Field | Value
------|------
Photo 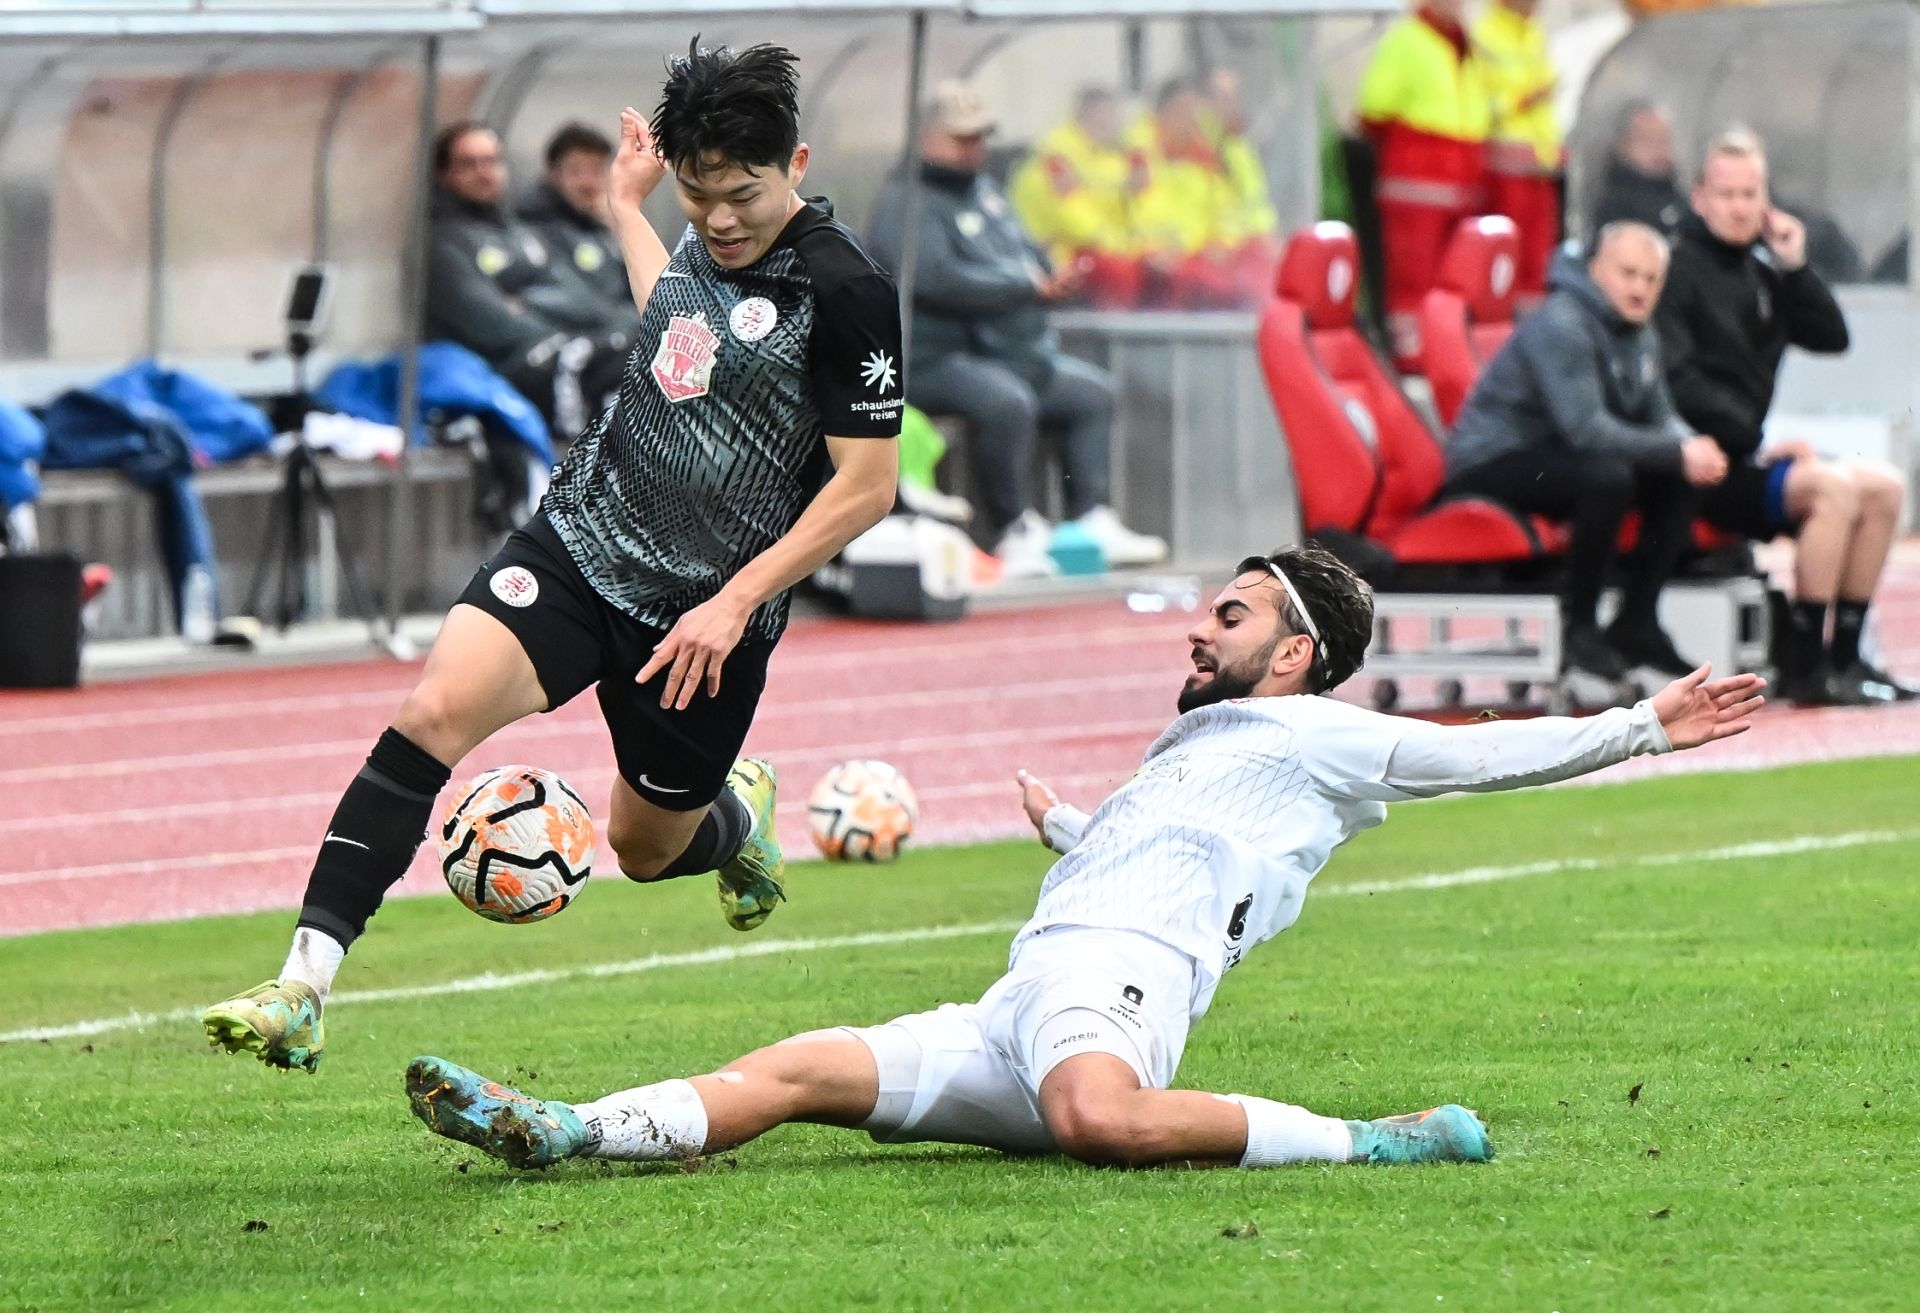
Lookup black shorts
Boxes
[1700,457,1800,541]
[456,514,772,811]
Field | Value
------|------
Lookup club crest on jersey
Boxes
[490,565,539,607]
[729,296,778,343]
[652,314,720,403]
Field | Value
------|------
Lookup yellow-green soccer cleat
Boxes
[717,757,785,932]
[202,979,325,1073]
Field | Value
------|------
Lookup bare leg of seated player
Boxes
[1776,457,1913,701]
[404,1030,1488,1172]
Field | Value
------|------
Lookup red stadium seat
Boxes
[1421,216,1520,430]
[1256,222,1557,571]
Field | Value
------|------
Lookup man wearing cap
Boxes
[868,81,1167,579]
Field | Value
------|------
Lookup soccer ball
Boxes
[807,759,919,862]
[438,765,595,923]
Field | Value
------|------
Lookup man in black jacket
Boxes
[1588,102,1686,240]
[1658,129,1912,705]
[517,123,642,335]
[427,122,629,438]
[866,82,1166,579]
[1446,223,1727,689]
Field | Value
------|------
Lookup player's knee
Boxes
[1048,1096,1152,1167]
[1807,465,1860,519]
[392,684,479,761]
[1855,466,1904,520]
[608,822,676,882]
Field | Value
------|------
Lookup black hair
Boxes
[544,121,615,169]
[652,38,801,176]
[433,120,495,174]
[1234,543,1374,694]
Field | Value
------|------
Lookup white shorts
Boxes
[843,927,1197,1155]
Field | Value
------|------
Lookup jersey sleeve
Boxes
[1306,699,1672,802]
[809,269,905,438]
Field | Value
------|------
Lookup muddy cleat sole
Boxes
[202,979,325,1073]
[405,1056,589,1170]
[1347,1104,1493,1165]
[717,757,785,932]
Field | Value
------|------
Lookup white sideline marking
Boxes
[4,826,1912,1045]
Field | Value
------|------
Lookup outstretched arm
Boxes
[1362,668,1765,801]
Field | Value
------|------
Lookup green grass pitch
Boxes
[4,756,1916,1312]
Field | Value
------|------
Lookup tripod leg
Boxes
[300,455,391,644]
[243,467,295,622]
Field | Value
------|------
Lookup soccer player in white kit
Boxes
[406,545,1765,1171]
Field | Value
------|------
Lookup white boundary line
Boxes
[5,825,1911,1046]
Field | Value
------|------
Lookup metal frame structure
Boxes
[0,0,1396,637]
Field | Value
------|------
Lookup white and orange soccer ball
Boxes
[807,759,919,863]
[438,765,595,923]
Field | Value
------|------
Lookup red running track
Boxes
[3,571,1918,939]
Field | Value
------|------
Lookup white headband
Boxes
[1265,561,1326,674]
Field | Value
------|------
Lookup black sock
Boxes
[651,788,752,881]
[1784,599,1829,679]
[296,728,452,947]
[1830,599,1870,669]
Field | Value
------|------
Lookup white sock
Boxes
[574,1079,710,1161]
[1224,1094,1355,1166]
[279,928,347,1002]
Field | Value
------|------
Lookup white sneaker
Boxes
[1075,506,1168,568]
[896,481,974,526]
[993,510,1059,579]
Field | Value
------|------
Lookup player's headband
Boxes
[1264,560,1329,684]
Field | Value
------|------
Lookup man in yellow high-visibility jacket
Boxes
[1357,0,1490,367]
[1010,88,1145,309]
[1474,0,1562,299]
[1126,78,1277,308]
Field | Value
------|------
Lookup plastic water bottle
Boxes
[181,565,218,645]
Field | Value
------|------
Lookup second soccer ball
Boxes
[807,760,919,863]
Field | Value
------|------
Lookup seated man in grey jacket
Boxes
[516,122,643,339]
[1445,222,1728,684]
[867,82,1165,578]
[427,122,630,439]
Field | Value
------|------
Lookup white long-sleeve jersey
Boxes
[1014,694,1673,1018]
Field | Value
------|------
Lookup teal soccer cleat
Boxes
[1347,1104,1494,1165]
[716,757,785,931]
[406,1056,589,1170]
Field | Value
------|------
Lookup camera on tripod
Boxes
[241,263,412,657]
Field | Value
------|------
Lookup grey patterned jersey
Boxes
[541,200,903,639]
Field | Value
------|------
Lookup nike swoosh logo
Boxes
[323,832,370,850]
[638,774,692,794]
[658,270,693,279]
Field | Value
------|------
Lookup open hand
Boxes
[1650,665,1766,751]
[610,106,668,212]
[1016,769,1061,840]
[636,593,751,710]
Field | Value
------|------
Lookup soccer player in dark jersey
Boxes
[204,41,903,1073]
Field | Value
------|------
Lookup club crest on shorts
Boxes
[490,565,539,608]
[729,296,778,343]
[652,314,720,403]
